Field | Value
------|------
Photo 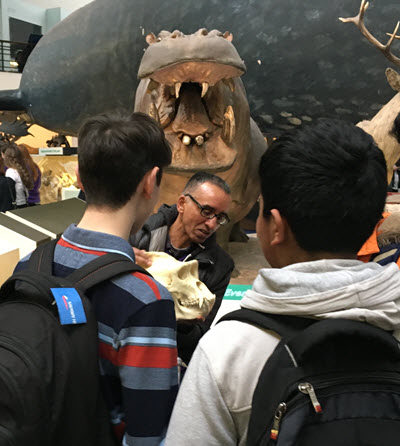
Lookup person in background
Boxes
[131,171,235,365]
[1,142,33,208]
[0,155,16,211]
[18,144,41,205]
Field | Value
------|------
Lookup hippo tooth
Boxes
[146,79,160,93]
[222,105,235,143]
[175,82,182,98]
[195,135,204,146]
[201,82,209,98]
[182,135,191,145]
[223,78,235,92]
[149,103,159,122]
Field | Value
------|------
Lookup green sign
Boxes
[223,284,252,300]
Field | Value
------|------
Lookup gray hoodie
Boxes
[165,260,400,446]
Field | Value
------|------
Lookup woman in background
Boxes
[1,143,33,208]
[0,155,16,212]
[18,144,41,205]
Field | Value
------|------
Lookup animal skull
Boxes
[145,251,215,320]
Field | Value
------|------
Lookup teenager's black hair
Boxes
[259,119,387,254]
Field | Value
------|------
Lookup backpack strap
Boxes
[27,238,151,292]
[27,239,59,274]
[218,308,315,338]
[3,239,67,298]
[1,269,68,300]
[66,252,151,293]
[286,318,400,365]
[1,241,152,318]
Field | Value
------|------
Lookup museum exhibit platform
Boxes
[0,212,50,258]
[0,239,20,286]
[6,198,86,239]
[0,198,86,284]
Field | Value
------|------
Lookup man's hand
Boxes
[133,248,152,268]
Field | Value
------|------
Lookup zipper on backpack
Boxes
[270,402,287,440]
[266,373,400,443]
[298,382,322,413]
[269,383,321,442]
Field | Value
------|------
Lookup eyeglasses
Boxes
[185,194,230,226]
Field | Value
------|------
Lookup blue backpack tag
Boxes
[51,288,87,325]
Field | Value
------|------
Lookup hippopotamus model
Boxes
[134,29,267,231]
[0,0,400,138]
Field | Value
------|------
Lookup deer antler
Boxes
[339,0,400,67]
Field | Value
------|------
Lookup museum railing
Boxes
[0,40,31,73]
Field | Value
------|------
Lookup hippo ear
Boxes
[146,33,157,45]
[224,31,233,42]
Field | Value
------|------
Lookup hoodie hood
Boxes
[241,259,400,332]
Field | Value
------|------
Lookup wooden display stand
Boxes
[0,240,20,286]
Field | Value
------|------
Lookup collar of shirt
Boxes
[61,224,135,261]
[164,234,194,262]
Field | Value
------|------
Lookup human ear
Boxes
[176,194,186,214]
[75,165,84,191]
[142,166,159,199]
[269,209,287,246]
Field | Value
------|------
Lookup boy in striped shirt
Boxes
[17,111,177,445]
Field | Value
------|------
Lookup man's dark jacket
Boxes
[130,204,235,363]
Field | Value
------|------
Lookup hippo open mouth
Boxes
[135,29,247,173]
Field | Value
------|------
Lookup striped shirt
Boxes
[16,224,178,445]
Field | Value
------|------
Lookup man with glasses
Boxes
[131,171,234,364]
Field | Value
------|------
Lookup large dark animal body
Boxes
[2,0,400,136]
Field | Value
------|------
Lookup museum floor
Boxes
[228,234,269,285]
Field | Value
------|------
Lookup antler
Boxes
[339,0,400,67]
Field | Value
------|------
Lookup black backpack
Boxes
[219,309,400,446]
[0,239,151,446]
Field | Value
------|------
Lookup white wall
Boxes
[2,0,45,40]
[0,71,21,90]
[0,0,93,40]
